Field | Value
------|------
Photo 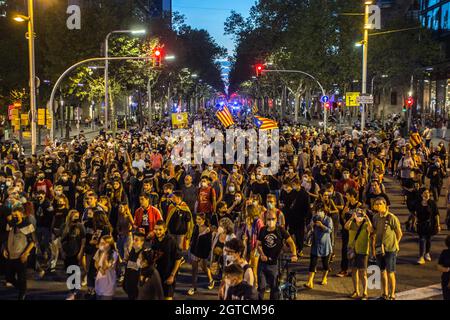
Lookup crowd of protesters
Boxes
[0,109,449,301]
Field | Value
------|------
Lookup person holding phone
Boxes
[344,208,373,300]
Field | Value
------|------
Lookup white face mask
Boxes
[267,202,275,210]
[217,226,224,234]
[235,197,242,202]
[267,220,276,228]
[5,181,12,187]
[232,168,238,173]
[201,182,208,188]
[55,191,63,196]
[343,174,350,179]
[229,186,235,193]
[256,175,262,180]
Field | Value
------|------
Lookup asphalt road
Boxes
[0,171,448,301]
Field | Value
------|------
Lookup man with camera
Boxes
[371,197,402,300]
[2,206,35,300]
[344,208,373,300]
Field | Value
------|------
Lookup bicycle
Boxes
[277,255,298,300]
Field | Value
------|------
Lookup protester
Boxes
[437,235,450,300]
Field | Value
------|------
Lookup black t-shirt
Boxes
[34,200,54,228]
[258,226,290,265]
[438,249,450,286]
[225,282,258,300]
[61,222,86,257]
[167,206,191,235]
[152,234,182,280]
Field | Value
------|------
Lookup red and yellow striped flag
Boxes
[409,131,422,148]
[254,116,278,130]
[216,106,234,128]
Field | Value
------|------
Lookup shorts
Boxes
[351,254,368,270]
[376,251,397,273]
[162,281,175,298]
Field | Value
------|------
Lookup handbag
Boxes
[347,221,365,260]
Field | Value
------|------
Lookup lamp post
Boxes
[14,0,37,155]
[360,0,372,132]
[104,29,145,131]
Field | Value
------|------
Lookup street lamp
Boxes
[13,0,37,155]
[104,29,146,131]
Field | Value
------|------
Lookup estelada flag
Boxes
[409,131,422,148]
[252,101,259,113]
[216,106,234,128]
[254,115,278,130]
[171,112,188,128]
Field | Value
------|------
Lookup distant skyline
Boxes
[172,0,255,55]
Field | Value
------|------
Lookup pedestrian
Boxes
[256,210,297,300]
[94,235,119,300]
[122,232,145,300]
[344,208,373,300]
[223,264,258,300]
[437,235,450,300]
[304,204,333,289]
[61,210,86,300]
[151,220,183,300]
[372,197,403,300]
[137,248,164,300]
[414,188,441,265]
[187,213,214,296]
[2,206,35,300]
[166,191,194,251]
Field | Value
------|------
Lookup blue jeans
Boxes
[257,262,280,300]
[419,235,431,257]
[117,234,131,259]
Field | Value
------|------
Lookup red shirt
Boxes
[197,187,216,214]
[134,206,162,237]
[150,153,163,170]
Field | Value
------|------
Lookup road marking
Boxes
[396,284,442,300]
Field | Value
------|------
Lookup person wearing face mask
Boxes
[344,208,373,300]
[165,191,194,251]
[256,211,297,300]
[94,235,119,300]
[250,173,270,205]
[181,175,197,214]
[336,170,359,197]
[122,232,145,300]
[187,213,214,296]
[226,165,243,191]
[304,205,333,289]
[159,183,175,221]
[56,172,76,208]
[32,171,53,201]
[262,194,286,228]
[49,195,69,272]
[371,197,402,300]
[210,171,223,204]
[426,157,446,202]
[2,206,35,300]
[223,183,237,208]
[211,201,233,229]
[223,263,258,300]
[196,177,217,221]
[61,210,86,300]
[413,189,441,265]
[33,190,55,278]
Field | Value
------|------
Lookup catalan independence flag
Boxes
[216,106,235,128]
[254,116,278,130]
[252,101,259,114]
[409,131,423,148]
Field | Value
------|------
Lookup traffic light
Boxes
[152,47,164,67]
[406,96,414,109]
[255,64,264,77]
[324,102,331,110]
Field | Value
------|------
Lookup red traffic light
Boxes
[154,49,161,57]
[324,102,331,109]
[406,96,414,108]
[255,64,264,77]
[152,47,164,67]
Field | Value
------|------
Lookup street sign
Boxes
[38,108,46,125]
[21,114,29,126]
[345,92,360,107]
[357,94,374,104]
[321,95,329,103]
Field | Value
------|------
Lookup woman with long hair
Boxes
[109,179,128,238]
[187,213,214,296]
[242,204,264,288]
[50,194,70,271]
[94,235,119,300]
[61,210,86,300]
[116,202,134,260]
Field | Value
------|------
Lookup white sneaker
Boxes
[65,293,76,300]
[5,282,13,288]
[424,253,432,261]
[417,257,425,265]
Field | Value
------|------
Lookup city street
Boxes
[0,173,448,300]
